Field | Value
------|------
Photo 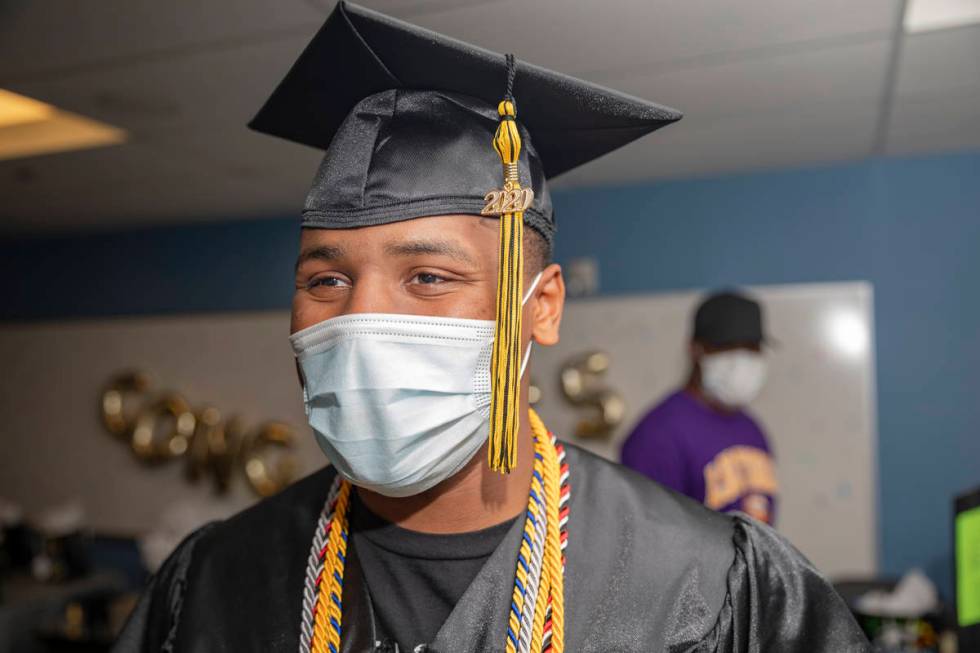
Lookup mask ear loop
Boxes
[519,271,544,379]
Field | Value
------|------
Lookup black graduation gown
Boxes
[113,444,871,652]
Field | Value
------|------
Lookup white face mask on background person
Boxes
[290,273,541,497]
[699,349,767,409]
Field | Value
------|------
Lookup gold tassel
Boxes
[487,75,528,473]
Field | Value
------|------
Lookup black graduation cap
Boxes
[249,0,681,244]
[251,0,681,474]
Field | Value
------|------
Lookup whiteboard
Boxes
[530,282,878,579]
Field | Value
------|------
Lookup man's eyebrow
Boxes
[383,238,475,264]
[295,245,346,271]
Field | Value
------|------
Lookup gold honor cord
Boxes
[304,410,567,653]
[485,54,534,474]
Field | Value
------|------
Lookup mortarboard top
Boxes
[249,1,682,243]
[250,1,681,176]
[252,0,682,474]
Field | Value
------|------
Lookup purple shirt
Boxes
[620,390,778,524]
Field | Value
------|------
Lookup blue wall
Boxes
[0,218,298,319]
[3,150,978,598]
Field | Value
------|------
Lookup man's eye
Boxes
[307,276,350,291]
[413,272,445,285]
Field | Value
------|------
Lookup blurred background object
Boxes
[1,1,979,651]
[557,351,626,439]
[953,485,980,652]
[99,370,298,497]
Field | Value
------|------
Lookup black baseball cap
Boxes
[692,291,768,346]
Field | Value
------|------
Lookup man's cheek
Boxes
[291,297,329,332]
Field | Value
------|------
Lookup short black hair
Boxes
[524,228,552,277]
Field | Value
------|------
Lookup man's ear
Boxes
[528,264,564,347]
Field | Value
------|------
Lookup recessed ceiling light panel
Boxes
[905,0,980,33]
[0,89,127,161]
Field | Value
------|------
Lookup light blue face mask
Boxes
[289,273,542,497]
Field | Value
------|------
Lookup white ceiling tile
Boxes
[0,140,190,195]
[610,39,891,122]
[389,0,900,77]
[0,160,306,234]
[140,122,324,186]
[0,1,324,80]
[0,124,317,233]
[6,37,310,134]
[553,95,880,186]
[885,85,980,155]
[893,23,980,97]
[885,22,980,156]
[341,0,500,18]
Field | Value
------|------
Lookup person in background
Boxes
[621,290,778,524]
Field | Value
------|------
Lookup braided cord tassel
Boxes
[531,410,566,653]
[528,440,553,653]
[541,441,570,653]
[312,479,351,653]
[506,472,532,653]
[517,457,548,652]
[299,478,342,653]
[508,445,548,653]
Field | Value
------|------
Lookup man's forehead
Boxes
[297,214,497,260]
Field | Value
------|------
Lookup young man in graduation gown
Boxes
[114,3,870,652]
